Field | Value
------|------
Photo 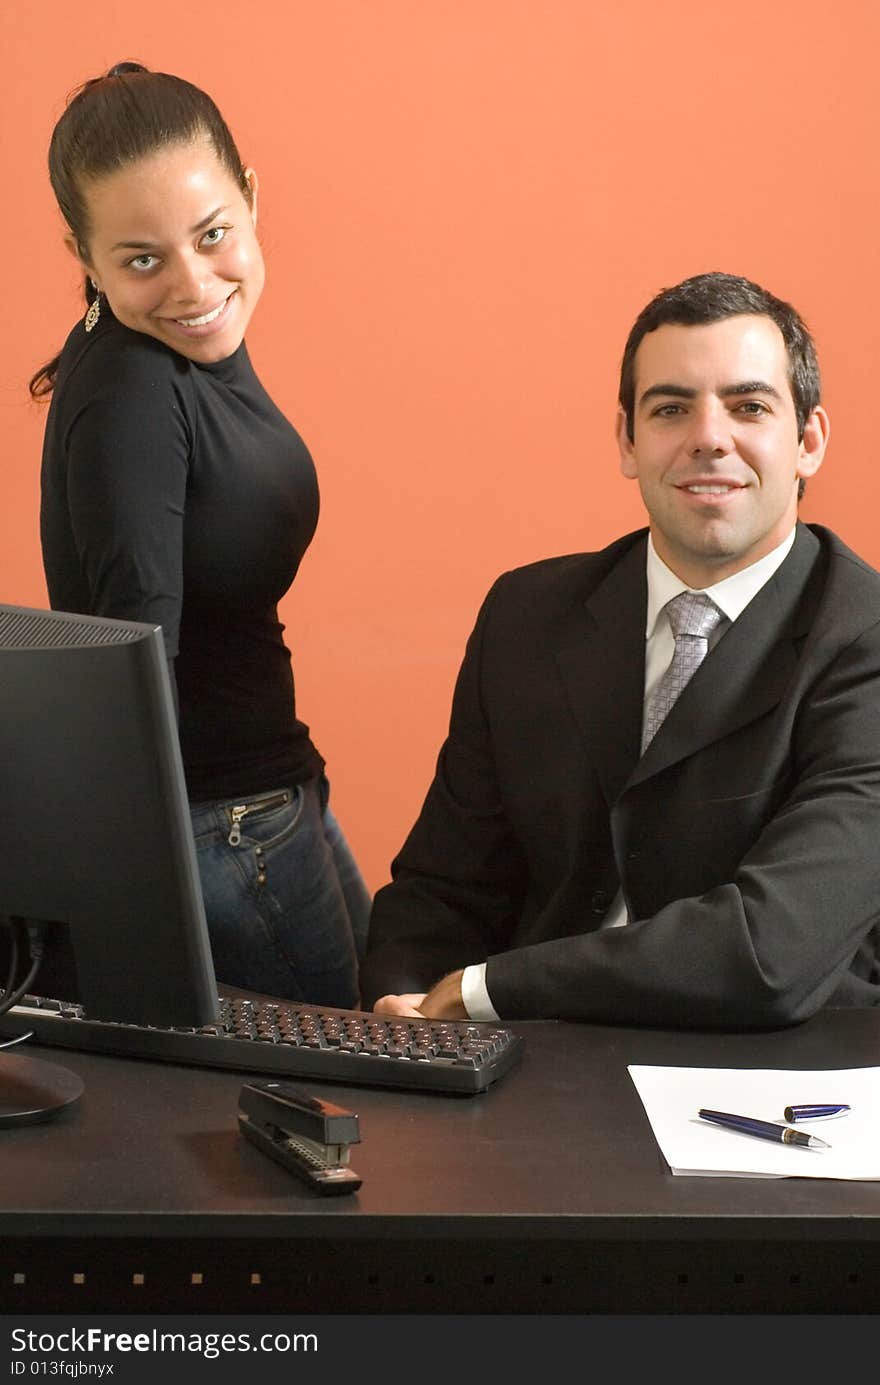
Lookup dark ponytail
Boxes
[29,61,251,399]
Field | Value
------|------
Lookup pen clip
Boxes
[783,1103,850,1122]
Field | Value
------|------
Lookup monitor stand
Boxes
[0,1051,84,1127]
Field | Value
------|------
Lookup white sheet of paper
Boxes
[628,1065,880,1179]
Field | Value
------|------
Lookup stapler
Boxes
[238,1079,362,1195]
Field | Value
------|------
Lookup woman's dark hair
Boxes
[30,61,250,398]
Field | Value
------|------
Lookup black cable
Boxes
[0,919,47,1020]
[2,917,21,1000]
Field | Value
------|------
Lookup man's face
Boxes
[617,315,829,587]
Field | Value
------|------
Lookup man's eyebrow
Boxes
[638,384,696,407]
[722,380,783,400]
[637,380,784,408]
[111,206,230,252]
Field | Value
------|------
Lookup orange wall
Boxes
[4,2,879,893]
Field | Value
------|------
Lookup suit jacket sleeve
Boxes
[360,576,531,1004]
[485,615,880,1026]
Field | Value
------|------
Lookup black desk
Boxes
[2,1010,880,1313]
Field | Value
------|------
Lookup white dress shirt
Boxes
[460,527,798,1021]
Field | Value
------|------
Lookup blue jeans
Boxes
[190,776,370,1007]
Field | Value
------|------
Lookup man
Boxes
[360,271,880,1027]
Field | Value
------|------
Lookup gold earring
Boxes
[84,287,101,333]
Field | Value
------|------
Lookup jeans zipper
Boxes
[227,791,291,846]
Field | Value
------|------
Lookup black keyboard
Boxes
[2,993,524,1095]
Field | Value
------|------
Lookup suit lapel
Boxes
[555,535,647,805]
[629,523,823,786]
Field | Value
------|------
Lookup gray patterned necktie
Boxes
[641,591,724,752]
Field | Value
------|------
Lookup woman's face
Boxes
[74,138,265,364]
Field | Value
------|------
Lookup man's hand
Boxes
[418,969,468,1019]
[370,970,469,1019]
[372,992,427,1017]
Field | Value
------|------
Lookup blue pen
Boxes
[698,1108,830,1149]
[783,1103,850,1122]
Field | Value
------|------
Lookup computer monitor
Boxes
[0,603,219,1123]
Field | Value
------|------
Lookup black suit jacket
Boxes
[360,524,880,1026]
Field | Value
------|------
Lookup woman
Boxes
[32,61,370,1007]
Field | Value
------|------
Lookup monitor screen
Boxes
[0,603,218,1029]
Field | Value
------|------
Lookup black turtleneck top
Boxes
[40,309,324,801]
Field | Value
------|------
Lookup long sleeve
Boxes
[49,339,193,663]
[361,577,530,1003]
[485,618,880,1025]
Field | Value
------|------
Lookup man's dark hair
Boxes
[618,271,821,445]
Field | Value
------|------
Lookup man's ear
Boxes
[243,167,259,228]
[797,405,830,482]
[617,408,638,479]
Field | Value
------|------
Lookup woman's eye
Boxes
[128,254,158,272]
[200,226,227,247]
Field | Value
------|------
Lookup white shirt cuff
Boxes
[461,963,500,1021]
